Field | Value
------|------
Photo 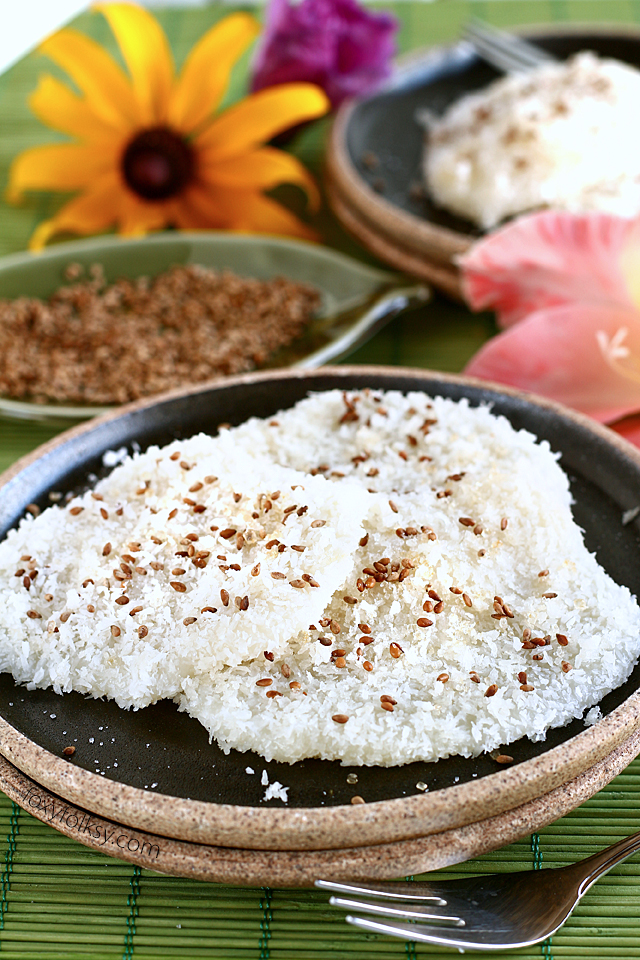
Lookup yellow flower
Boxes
[8,3,329,250]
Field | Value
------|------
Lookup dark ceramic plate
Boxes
[346,27,640,235]
[1,367,640,824]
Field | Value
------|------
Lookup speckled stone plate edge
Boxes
[1,729,638,886]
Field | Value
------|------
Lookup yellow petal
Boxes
[117,193,171,236]
[95,2,174,126]
[28,172,124,250]
[195,84,330,162]
[40,27,137,128]
[168,12,260,134]
[29,74,126,141]
[184,184,317,240]
[200,146,320,212]
[7,143,120,202]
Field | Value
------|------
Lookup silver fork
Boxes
[316,829,640,951]
[463,19,557,73]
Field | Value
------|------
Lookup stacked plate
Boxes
[325,26,640,297]
[1,367,640,885]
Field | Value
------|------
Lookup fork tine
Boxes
[463,20,556,72]
[314,879,446,904]
[329,896,464,925]
[345,915,511,951]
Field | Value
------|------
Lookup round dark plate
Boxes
[326,26,640,291]
[1,367,640,850]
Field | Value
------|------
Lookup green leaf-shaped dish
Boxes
[0,231,429,424]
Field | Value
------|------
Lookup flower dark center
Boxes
[122,127,195,201]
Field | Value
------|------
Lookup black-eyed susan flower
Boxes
[8,3,329,250]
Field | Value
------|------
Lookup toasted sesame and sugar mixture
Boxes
[0,434,367,708]
[0,263,320,405]
[2,389,640,765]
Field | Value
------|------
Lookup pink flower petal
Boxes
[464,302,640,423]
[608,413,640,449]
[460,210,640,329]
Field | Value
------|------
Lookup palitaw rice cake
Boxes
[1,389,639,766]
[423,52,640,229]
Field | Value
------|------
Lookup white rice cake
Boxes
[423,52,640,228]
[0,435,367,708]
[180,391,640,764]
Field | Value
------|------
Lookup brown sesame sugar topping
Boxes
[332,714,349,723]
[485,684,498,697]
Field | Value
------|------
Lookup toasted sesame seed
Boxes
[290,579,306,589]
[256,678,272,687]
[520,684,535,691]
[115,596,129,605]
[280,663,291,679]
[170,581,187,593]
[289,681,301,690]
[62,745,76,757]
[459,517,475,527]
[500,517,508,531]
[150,562,164,571]
[437,673,449,682]
[359,534,369,547]
[330,620,341,635]
[363,660,373,672]
[291,545,305,552]
[543,592,558,599]
[201,606,217,614]
[318,636,332,646]
[538,569,549,577]
[183,617,197,625]
[343,596,357,605]
[129,605,143,616]
[523,628,532,641]
[557,634,569,646]
[485,684,498,697]
[450,587,462,595]
[389,642,403,658]
[463,594,472,607]
[561,661,572,673]
[532,653,544,661]
[137,625,148,639]
[358,623,371,634]
[266,690,282,699]
[380,701,394,712]
[388,500,398,513]
[171,567,186,576]
[416,618,433,628]
[168,509,178,520]
[220,528,236,539]
[311,520,326,528]
[469,672,481,683]
[494,755,513,764]
[26,610,41,619]
[518,672,527,684]
[60,612,71,623]
[478,549,486,557]
[433,601,444,614]
[69,506,83,516]
[220,589,230,606]
[332,714,349,723]
[334,657,347,668]
[189,482,203,493]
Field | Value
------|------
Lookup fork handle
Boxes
[574,830,640,895]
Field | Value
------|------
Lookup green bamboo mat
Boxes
[1,1,640,957]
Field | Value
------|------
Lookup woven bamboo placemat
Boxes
[0,1,640,957]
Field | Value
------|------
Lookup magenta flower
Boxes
[251,0,398,109]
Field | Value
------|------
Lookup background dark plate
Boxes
[1,369,640,808]
[347,29,640,235]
